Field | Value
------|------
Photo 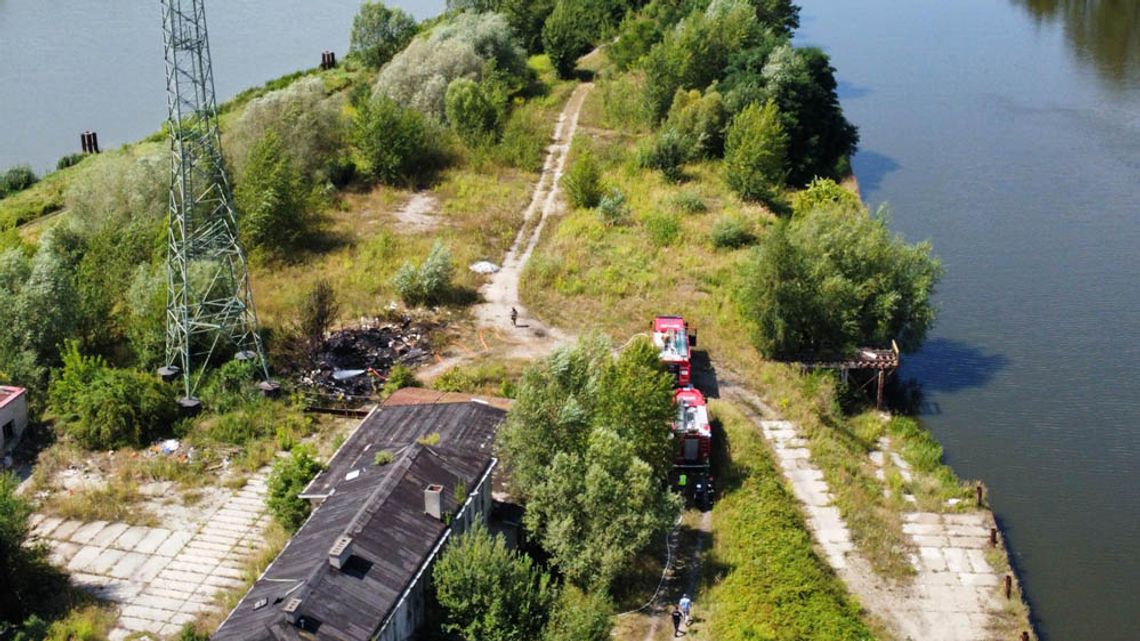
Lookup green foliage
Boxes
[739,206,943,358]
[497,0,557,53]
[542,0,595,78]
[417,431,441,446]
[665,87,728,158]
[642,211,681,246]
[349,1,418,68]
[750,0,800,35]
[599,72,654,132]
[392,241,456,306]
[542,586,613,641]
[0,165,38,199]
[235,130,311,255]
[55,154,86,172]
[125,264,167,369]
[596,188,630,226]
[381,364,421,398]
[561,140,603,209]
[724,100,787,203]
[710,216,755,249]
[707,403,873,641]
[353,95,439,185]
[637,129,691,182]
[373,450,395,466]
[671,191,707,214]
[299,279,340,358]
[199,358,261,413]
[267,447,324,532]
[446,78,504,145]
[608,13,662,71]
[790,177,864,217]
[47,343,177,450]
[433,523,555,641]
[494,104,549,171]
[0,473,70,627]
[433,362,506,394]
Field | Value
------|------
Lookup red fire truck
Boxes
[651,316,696,387]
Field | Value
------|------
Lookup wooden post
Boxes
[1004,574,1012,599]
[876,369,885,409]
[1021,632,1029,641]
[976,483,984,507]
[990,527,998,547]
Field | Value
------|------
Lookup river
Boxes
[797,1,1140,639]
[0,0,446,173]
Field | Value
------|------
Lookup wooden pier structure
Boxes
[794,340,900,408]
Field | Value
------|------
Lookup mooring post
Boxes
[1004,574,1012,599]
[976,483,984,507]
[90,131,100,153]
[80,131,89,153]
[1021,632,1030,641]
[990,527,998,547]
[876,369,885,409]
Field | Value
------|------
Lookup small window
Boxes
[1,421,13,441]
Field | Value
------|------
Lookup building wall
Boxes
[0,389,28,453]
[374,461,496,641]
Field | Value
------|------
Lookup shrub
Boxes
[445,78,503,145]
[607,13,660,71]
[724,100,787,203]
[710,216,754,249]
[353,95,439,185]
[739,206,942,358]
[671,191,707,214]
[790,177,864,216]
[599,71,653,133]
[637,129,691,183]
[392,241,455,306]
[234,130,310,254]
[1,472,71,626]
[494,105,548,171]
[373,450,394,466]
[643,211,681,247]
[542,0,595,78]
[542,586,613,641]
[596,188,630,227]
[299,280,340,358]
[381,364,421,398]
[664,87,728,158]
[56,153,86,172]
[199,358,261,413]
[267,447,324,531]
[0,165,38,198]
[561,141,602,209]
[226,76,346,185]
[48,343,177,450]
[495,0,557,53]
[349,1,417,68]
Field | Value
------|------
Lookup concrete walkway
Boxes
[31,472,271,640]
[726,386,1006,641]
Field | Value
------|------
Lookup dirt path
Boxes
[720,380,1007,641]
[420,83,592,379]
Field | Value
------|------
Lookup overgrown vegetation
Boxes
[267,447,324,532]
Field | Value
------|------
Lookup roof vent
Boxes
[283,597,303,625]
[424,484,444,520]
[328,535,353,569]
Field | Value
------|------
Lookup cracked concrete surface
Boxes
[30,472,271,640]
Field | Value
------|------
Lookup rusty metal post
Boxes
[1004,574,1012,599]
[990,527,998,547]
[80,132,88,153]
[90,131,99,153]
[1021,632,1029,641]
[976,483,984,507]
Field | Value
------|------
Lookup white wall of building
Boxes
[0,388,28,453]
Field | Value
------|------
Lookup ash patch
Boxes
[302,318,437,399]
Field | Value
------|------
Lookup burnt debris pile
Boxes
[300,317,436,399]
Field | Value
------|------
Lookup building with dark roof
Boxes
[213,389,509,641]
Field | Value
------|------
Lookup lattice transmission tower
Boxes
[160,0,268,406]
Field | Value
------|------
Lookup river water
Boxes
[0,0,445,173]
[797,1,1140,639]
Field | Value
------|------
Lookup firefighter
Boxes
[510,306,518,327]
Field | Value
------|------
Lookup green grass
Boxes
[703,400,877,641]
[41,481,159,527]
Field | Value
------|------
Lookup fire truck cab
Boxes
[652,316,696,387]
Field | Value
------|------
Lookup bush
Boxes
[381,364,421,398]
[0,165,38,199]
[739,206,942,358]
[637,129,690,183]
[542,0,595,79]
[48,343,177,450]
[299,280,340,358]
[1,472,71,627]
[392,241,455,306]
[671,191,707,214]
[665,87,728,158]
[561,141,602,209]
[234,130,311,254]
[267,447,324,531]
[434,523,555,641]
[56,153,86,172]
[642,211,681,247]
[599,72,653,133]
[494,106,548,171]
[542,586,613,641]
[596,188,629,227]
[790,177,863,217]
[445,78,503,145]
[349,1,417,68]
[724,100,787,204]
[710,217,754,249]
[353,95,440,185]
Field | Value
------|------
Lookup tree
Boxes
[752,0,800,35]
[543,586,613,641]
[561,140,603,209]
[524,426,680,591]
[724,100,787,204]
[591,337,675,479]
[0,473,69,627]
[446,78,502,145]
[739,206,942,358]
[299,280,339,358]
[0,165,38,198]
[349,1,417,68]
[498,0,556,53]
[433,523,555,641]
[542,0,595,79]
[267,447,324,531]
[235,130,309,254]
[664,87,728,158]
[353,95,436,185]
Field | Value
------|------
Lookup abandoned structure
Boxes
[213,388,510,641]
[0,386,28,454]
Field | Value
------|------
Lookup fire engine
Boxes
[653,315,713,505]
[651,316,696,387]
